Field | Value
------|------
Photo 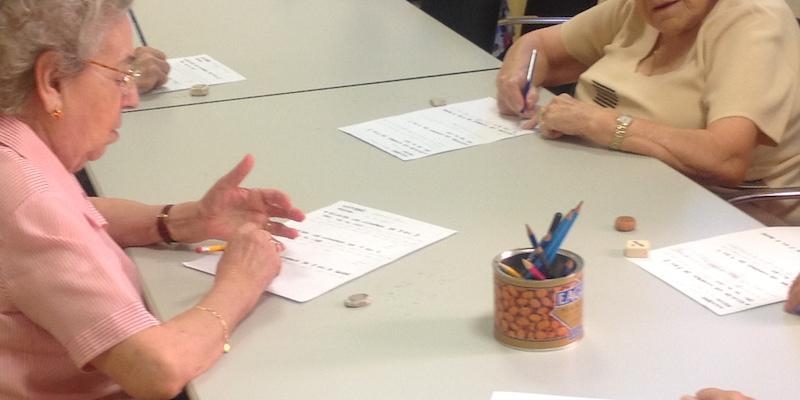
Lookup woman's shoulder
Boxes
[579,0,638,23]
[563,0,643,47]
[0,147,52,219]
[698,0,799,57]
[704,0,797,30]
[0,117,74,218]
[717,0,795,13]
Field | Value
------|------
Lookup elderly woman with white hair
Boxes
[0,1,304,398]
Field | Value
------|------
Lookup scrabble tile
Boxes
[625,239,650,258]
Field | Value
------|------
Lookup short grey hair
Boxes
[0,0,133,115]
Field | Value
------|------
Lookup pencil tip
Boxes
[521,258,533,268]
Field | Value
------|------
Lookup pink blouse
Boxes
[0,116,160,399]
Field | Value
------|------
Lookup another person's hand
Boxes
[537,93,615,142]
[496,42,539,125]
[681,388,754,400]
[198,154,305,241]
[134,46,169,93]
[784,272,800,315]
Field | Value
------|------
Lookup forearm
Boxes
[89,197,162,246]
[555,105,756,186]
[497,26,588,117]
[92,283,263,399]
[513,26,587,87]
[90,198,209,247]
[614,117,757,186]
[90,222,281,397]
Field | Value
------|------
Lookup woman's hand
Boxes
[496,41,539,124]
[784,273,800,315]
[537,93,616,143]
[681,388,754,400]
[134,46,170,94]
[198,154,305,241]
[495,25,588,130]
[214,223,284,295]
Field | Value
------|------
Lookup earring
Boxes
[50,108,63,119]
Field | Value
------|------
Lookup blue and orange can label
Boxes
[493,248,584,350]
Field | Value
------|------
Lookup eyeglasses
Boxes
[85,59,141,93]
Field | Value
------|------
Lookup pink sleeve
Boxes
[3,191,159,368]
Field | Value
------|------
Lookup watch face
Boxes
[617,115,633,125]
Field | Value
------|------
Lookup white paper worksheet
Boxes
[150,54,246,93]
[491,392,612,400]
[339,97,534,160]
[184,201,456,302]
[630,227,800,315]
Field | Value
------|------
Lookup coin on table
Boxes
[344,293,371,308]
[429,97,447,107]
[190,83,209,96]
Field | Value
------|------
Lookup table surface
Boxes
[130,0,501,111]
[88,70,799,400]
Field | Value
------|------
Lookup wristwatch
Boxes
[609,114,633,151]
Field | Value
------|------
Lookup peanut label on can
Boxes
[494,273,584,349]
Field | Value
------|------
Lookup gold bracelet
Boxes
[609,114,633,151]
[195,306,231,353]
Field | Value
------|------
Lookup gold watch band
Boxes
[609,114,632,151]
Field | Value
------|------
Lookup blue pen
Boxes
[547,212,562,237]
[531,245,552,279]
[545,206,578,264]
[525,224,538,248]
[525,230,551,279]
[520,49,538,113]
[536,212,560,255]
[129,9,148,46]
[545,201,583,265]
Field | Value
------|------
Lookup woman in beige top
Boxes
[496,0,800,226]
[498,2,798,398]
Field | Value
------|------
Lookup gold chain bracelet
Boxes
[195,306,231,353]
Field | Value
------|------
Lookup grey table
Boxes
[129,0,501,110]
[89,71,798,400]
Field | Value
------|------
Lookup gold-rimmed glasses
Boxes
[85,59,141,93]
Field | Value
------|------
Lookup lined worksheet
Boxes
[630,227,800,315]
[150,54,246,93]
[339,97,534,160]
[184,201,456,302]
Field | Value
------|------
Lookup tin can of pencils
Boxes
[493,248,584,351]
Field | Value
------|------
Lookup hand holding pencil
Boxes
[520,49,538,114]
[213,223,285,296]
[495,45,541,128]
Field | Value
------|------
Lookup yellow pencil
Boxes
[195,244,226,253]
[499,262,523,278]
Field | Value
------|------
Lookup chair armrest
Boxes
[497,16,571,26]
[721,187,800,204]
